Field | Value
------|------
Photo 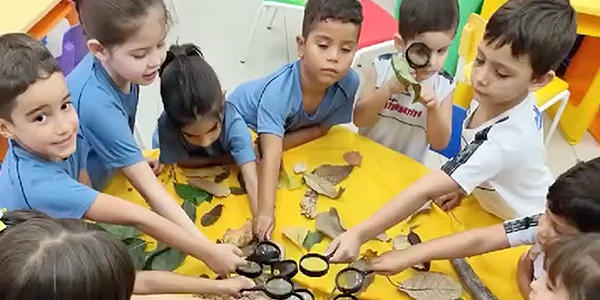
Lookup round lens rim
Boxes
[405,42,431,69]
[335,267,365,294]
[263,276,295,299]
[299,253,330,277]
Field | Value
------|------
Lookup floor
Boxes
[46,0,599,177]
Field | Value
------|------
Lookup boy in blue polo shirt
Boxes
[227,0,363,239]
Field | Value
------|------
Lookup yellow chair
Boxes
[455,13,571,145]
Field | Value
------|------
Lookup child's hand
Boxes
[383,76,406,95]
[216,276,256,296]
[146,158,164,175]
[205,244,246,276]
[416,86,437,109]
[433,190,462,211]
[370,249,415,275]
[253,214,274,240]
[325,230,362,263]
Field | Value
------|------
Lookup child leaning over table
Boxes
[151,43,259,215]
[355,0,459,163]
[326,0,577,262]
[369,157,600,298]
[227,0,362,240]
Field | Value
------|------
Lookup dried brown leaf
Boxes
[182,166,227,178]
[315,207,346,239]
[201,204,224,227]
[393,235,412,250]
[398,272,462,300]
[303,173,345,199]
[294,162,307,174]
[372,232,391,242]
[343,151,363,167]
[282,227,309,250]
[300,189,318,219]
[188,177,231,198]
[360,249,379,264]
[313,164,353,185]
[214,167,231,183]
[220,221,253,247]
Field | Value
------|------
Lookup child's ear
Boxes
[393,33,404,52]
[529,70,555,92]
[87,39,109,62]
[0,119,15,140]
[296,35,306,59]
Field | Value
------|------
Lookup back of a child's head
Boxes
[302,0,363,38]
[484,0,577,77]
[0,33,60,121]
[159,43,222,129]
[75,0,170,48]
[0,209,135,300]
[398,0,459,40]
[547,157,600,233]
[543,234,600,300]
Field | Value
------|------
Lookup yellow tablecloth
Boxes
[0,0,59,34]
[104,126,528,300]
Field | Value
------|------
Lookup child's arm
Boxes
[423,89,453,150]
[134,271,255,296]
[353,66,406,127]
[239,161,259,215]
[282,125,330,150]
[371,224,509,275]
[85,193,246,276]
[517,250,534,298]
[254,133,283,239]
[327,169,459,262]
[176,155,234,169]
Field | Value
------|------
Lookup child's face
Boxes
[529,275,569,300]
[537,208,579,249]
[397,30,454,82]
[297,20,360,87]
[0,72,78,161]
[94,6,168,86]
[471,40,552,107]
[181,116,222,148]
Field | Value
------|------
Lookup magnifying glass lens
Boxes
[336,269,363,292]
[237,260,262,278]
[265,277,294,297]
[255,242,281,264]
[300,256,328,272]
[406,43,430,68]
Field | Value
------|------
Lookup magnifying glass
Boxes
[335,267,375,294]
[405,42,431,69]
[293,289,315,300]
[332,295,359,300]
[299,252,334,277]
[240,276,295,299]
[272,259,298,279]
[249,241,282,265]
[235,260,263,278]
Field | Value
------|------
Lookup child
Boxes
[67,0,245,273]
[0,33,245,276]
[152,43,259,215]
[354,0,459,163]
[227,0,363,239]
[530,234,600,300]
[327,0,577,262]
[368,157,600,297]
[0,209,255,300]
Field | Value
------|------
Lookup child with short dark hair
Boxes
[355,0,459,163]
[530,234,600,300]
[368,156,600,298]
[328,0,577,263]
[153,43,258,214]
[0,209,254,300]
[227,0,363,239]
[0,33,245,277]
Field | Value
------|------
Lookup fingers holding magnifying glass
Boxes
[325,231,361,263]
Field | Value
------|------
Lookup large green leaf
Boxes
[181,199,197,222]
[123,237,148,270]
[174,183,212,205]
[303,231,324,251]
[98,223,141,240]
[144,244,186,271]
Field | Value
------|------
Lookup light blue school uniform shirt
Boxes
[226,60,359,137]
[153,102,256,165]
[0,137,98,219]
[67,54,144,190]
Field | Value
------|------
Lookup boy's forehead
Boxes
[308,19,360,43]
[407,31,454,50]
[13,73,69,112]
[479,40,533,72]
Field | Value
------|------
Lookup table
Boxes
[105,127,528,300]
[0,0,77,38]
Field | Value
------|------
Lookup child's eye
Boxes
[342,48,352,53]
[132,53,146,59]
[438,48,448,54]
[34,114,47,123]
[61,102,72,110]
[318,44,328,50]
[474,57,484,66]
[157,41,166,49]
[496,71,509,78]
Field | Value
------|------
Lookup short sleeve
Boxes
[441,126,504,194]
[256,87,290,137]
[23,168,98,219]
[156,114,190,164]
[79,88,144,169]
[504,214,541,247]
[223,102,256,165]
[323,70,359,127]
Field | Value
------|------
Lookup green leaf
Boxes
[123,237,148,270]
[143,243,186,271]
[391,54,422,102]
[303,231,324,251]
[173,183,212,205]
[98,223,141,240]
[201,204,224,227]
[181,199,197,222]
[230,186,246,195]
[278,167,301,190]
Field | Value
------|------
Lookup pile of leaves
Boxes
[181,166,247,197]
